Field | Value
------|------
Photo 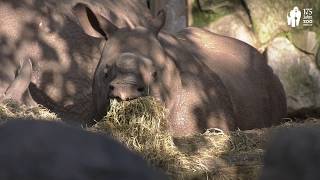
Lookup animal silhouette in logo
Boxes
[287,6,301,27]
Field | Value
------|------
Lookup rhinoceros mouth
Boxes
[108,93,148,102]
[107,82,147,101]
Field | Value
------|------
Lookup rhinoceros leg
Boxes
[2,58,36,106]
[21,87,37,107]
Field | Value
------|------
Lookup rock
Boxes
[196,0,233,13]
[195,0,258,48]
[266,37,320,113]
[291,31,319,55]
[317,47,320,68]
[149,0,187,33]
[245,0,288,44]
[244,0,315,44]
[205,13,258,48]
[163,0,187,33]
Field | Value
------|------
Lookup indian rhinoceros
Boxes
[72,3,287,136]
[0,119,168,180]
[0,0,152,123]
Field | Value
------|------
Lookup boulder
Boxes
[291,31,319,55]
[245,0,288,44]
[163,0,187,33]
[149,0,187,33]
[192,0,258,48]
[266,37,320,113]
[317,47,320,68]
[205,13,258,48]
[244,0,315,44]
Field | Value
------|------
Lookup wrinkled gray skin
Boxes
[0,120,168,180]
[260,127,320,180]
[74,4,287,136]
[0,0,152,123]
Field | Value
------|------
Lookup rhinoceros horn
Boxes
[149,10,166,35]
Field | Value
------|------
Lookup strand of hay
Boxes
[0,99,59,122]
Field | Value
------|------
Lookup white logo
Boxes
[287,6,313,27]
[287,6,301,27]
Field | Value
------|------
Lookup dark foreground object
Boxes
[261,127,320,180]
[0,120,167,180]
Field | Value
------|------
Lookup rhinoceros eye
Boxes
[152,71,157,80]
[103,67,109,79]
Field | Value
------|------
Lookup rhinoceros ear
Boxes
[4,58,33,102]
[150,10,166,35]
[72,3,118,39]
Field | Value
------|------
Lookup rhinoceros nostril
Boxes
[137,87,145,92]
[109,85,115,91]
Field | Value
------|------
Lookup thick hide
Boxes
[73,4,287,136]
[0,0,152,123]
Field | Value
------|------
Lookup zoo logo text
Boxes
[287,6,312,27]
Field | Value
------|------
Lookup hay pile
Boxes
[92,97,197,179]
[93,97,320,180]
[0,99,59,122]
[3,97,320,179]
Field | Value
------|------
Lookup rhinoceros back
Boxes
[173,27,286,130]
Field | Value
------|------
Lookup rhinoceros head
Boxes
[73,3,174,120]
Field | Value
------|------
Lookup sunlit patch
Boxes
[90,97,320,179]
[2,97,319,179]
[0,99,59,122]
[91,96,261,179]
